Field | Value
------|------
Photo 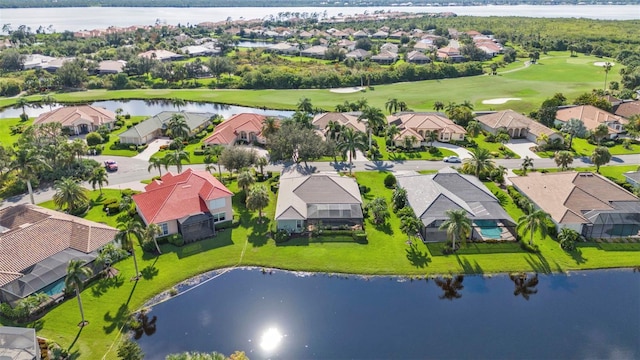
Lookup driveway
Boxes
[435,142,472,159]
[505,139,541,159]
[133,138,171,161]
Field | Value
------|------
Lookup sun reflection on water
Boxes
[260,327,283,352]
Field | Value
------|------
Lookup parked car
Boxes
[104,160,118,172]
[443,156,461,163]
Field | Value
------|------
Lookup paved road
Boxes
[1,153,638,209]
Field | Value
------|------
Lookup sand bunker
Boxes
[482,98,522,105]
[594,62,615,67]
[330,87,365,94]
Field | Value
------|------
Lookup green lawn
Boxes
[471,133,520,159]
[0,53,619,116]
[373,136,457,161]
[101,116,148,157]
[537,137,640,158]
[0,117,33,147]
[2,170,638,359]
[514,165,638,184]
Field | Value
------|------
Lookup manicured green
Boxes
[0,53,620,116]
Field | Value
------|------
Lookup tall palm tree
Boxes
[439,209,472,251]
[466,120,482,138]
[204,145,224,180]
[521,156,534,175]
[403,135,418,150]
[65,259,93,326]
[591,146,611,173]
[603,61,612,91]
[462,147,495,179]
[116,217,145,280]
[517,203,551,246]
[358,106,386,137]
[237,169,255,193]
[554,150,574,171]
[167,113,191,140]
[69,138,88,161]
[592,124,609,146]
[385,124,401,146]
[41,94,57,111]
[385,98,399,114]
[14,95,30,121]
[510,273,539,300]
[53,177,89,213]
[163,149,190,174]
[296,97,313,114]
[434,275,464,300]
[246,184,270,221]
[147,157,165,177]
[325,120,343,142]
[337,127,368,174]
[425,130,438,147]
[10,147,51,204]
[261,116,279,138]
[171,97,186,111]
[255,156,268,176]
[89,167,109,195]
[143,223,163,255]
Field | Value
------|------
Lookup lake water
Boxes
[0,5,636,33]
[136,268,640,359]
[0,100,294,119]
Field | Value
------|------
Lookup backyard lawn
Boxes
[537,137,640,158]
[100,116,148,157]
[0,117,33,147]
[2,170,638,359]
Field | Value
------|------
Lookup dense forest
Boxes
[2,0,639,7]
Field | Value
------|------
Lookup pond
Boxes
[0,100,294,119]
[136,269,639,359]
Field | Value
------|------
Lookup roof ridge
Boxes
[325,175,360,203]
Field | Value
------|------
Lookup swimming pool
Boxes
[39,278,66,297]
[474,220,502,239]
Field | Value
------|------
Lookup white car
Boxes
[443,156,461,163]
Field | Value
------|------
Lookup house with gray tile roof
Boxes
[119,111,214,145]
[396,168,515,242]
[624,171,640,189]
[275,167,363,233]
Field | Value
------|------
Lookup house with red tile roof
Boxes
[387,112,466,147]
[133,169,233,243]
[0,204,118,306]
[476,110,563,145]
[555,105,628,139]
[33,105,116,135]
[203,113,268,146]
[613,100,640,120]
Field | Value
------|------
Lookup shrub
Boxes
[129,145,137,151]
[102,198,118,206]
[193,149,205,156]
[124,114,131,119]
[352,230,367,243]
[85,132,103,146]
[520,241,540,253]
[215,219,236,230]
[383,174,396,188]
[159,145,169,151]
[0,80,21,97]
[273,229,290,243]
[104,203,121,215]
[167,233,184,247]
[141,239,157,253]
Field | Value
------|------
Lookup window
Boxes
[212,212,226,223]
[160,223,169,235]
[209,198,225,210]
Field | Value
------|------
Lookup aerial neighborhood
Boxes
[0,7,639,360]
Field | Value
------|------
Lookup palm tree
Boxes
[403,135,418,150]
[591,146,611,173]
[517,203,551,246]
[147,157,165,177]
[433,101,444,112]
[592,124,609,146]
[554,150,574,171]
[70,138,88,161]
[237,169,255,193]
[10,147,51,204]
[53,177,89,214]
[603,61,612,91]
[255,156,268,177]
[204,145,224,180]
[296,97,313,114]
[385,124,401,146]
[385,98,399,114]
[167,113,191,140]
[163,149,190,173]
[521,156,534,175]
[14,95,30,121]
[41,94,57,111]
[116,216,145,280]
[358,106,386,137]
[261,116,279,138]
[462,147,495,179]
[434,275,464,300]
[439,209,472,251]
[325,120,343,142]
[400,214,422,242]
[337,127,368,175]
[65,259,93,326]
[143,223,163,255]
[510,273,539,300]
[561,118,587,149]
[425,130,438,148]
[246,184,270,221]
[171,97,186,111]
[466,121,481,138]
[89,167,109,194]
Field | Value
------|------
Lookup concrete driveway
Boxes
[133,138,171,161]
[505,139,541,159]
[436,142,472,159]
